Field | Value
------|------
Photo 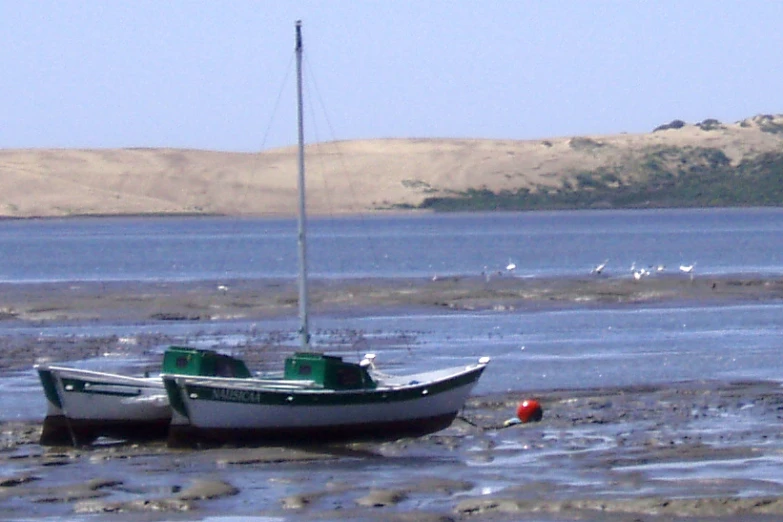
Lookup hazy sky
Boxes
[3,1,782,152]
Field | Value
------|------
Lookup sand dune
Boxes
[1,114,782,218]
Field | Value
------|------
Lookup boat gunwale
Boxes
[35,364,164,387]
[164,361,485,387]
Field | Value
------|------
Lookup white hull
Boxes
[36,364,170,445]
[164,362,486,446]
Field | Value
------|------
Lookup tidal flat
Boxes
[4,380,783,521]
[2,275,783,520]
[1,273,782,327]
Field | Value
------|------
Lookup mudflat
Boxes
[4,379,783,521]
[2,274,783,520]
[2,272,783,328]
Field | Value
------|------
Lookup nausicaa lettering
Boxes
[211,388,262,404]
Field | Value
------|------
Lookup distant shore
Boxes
[0,208,425,220]
[4,118,783,218]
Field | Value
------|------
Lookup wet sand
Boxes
[4,380,783,520]
[2,272,783,326]
[3,274,783,520]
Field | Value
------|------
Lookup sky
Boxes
[2,1,783,152]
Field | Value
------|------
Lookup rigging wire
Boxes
[300,52,385,277]
[258,52,296,153]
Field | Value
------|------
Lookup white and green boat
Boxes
[161,21,489,447]
[35,346,252,446]
[164,351,488,446]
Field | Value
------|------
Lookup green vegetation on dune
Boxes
[412,149,783,212]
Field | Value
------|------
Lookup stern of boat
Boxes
[35,365,64,415]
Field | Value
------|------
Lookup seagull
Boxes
[591,259,609,275]
[629,262,650,281]
[679,263,695,274]
[506,260,517,272]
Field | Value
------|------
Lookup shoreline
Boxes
[2,206,782,221]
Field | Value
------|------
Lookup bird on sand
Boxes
[630,262,649,281]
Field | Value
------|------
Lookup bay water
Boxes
[1,207,782,283]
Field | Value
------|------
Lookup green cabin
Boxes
[162,346,252,378]
[284,352,376,390]
[162,347,376,391]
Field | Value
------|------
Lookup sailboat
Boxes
[161,21,489,447]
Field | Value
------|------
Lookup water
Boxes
[3,209,783,520]
[1,208,783,282]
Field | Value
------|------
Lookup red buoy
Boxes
[516,399,543,423]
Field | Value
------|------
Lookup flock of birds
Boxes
[591,259,696,280]
[446,258,697,282]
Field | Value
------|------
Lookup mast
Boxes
[295,20,310,350]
